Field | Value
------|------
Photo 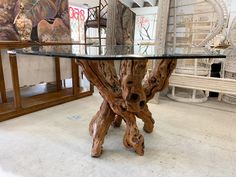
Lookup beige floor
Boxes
[0,92,236,177]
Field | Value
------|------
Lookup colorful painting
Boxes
[0,0,70,41]
[134,14,157,44]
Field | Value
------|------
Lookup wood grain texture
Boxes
[79,58,176,157]
[106,0,135,45]
[54,57,62,91]
[0,41,93,120]
[136,105,155,133]
[89,100,115,157]
[120,60,147,113]
[79,60,144,156]
[9,54,22,109]
[0,88,92,122]
[71,59,80,96]
[0,53,7,103]
[143,59,177,101]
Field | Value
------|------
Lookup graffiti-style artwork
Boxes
[0,0,70,41]
[69,5,87,42]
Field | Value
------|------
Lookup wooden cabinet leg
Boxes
[0,52,7,103]
[54,57,62,91]
[90,83,94,93]
[71,59,80,96]
[9,54,21,109]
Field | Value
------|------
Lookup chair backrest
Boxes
[86,0,108,22]
[100,0,108,19]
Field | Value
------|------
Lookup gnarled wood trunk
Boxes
[78,58,177,157]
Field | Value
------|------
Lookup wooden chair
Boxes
[84,0,108,46]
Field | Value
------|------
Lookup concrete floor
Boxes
[0,92,236,177]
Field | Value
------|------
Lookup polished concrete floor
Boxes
[0,92,236,177]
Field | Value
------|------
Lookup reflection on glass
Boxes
[15,44,224,60]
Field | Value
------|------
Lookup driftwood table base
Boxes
[78,59,177,157]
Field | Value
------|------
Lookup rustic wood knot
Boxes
[123,131,145,156]
[121,75,146,113]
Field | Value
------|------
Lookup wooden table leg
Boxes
[54,57,62,91]
[79,60,146,156]
[0,52,7,103]
[112,115,123,127]
[143,59,177,101]
[71,59,80,96]
[79,59,177,157]
[9,54,22,109]
[89,100,115,157]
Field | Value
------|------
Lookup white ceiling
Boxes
[68,0,158,8]
[120,0,158,7]
[68,0,99,8]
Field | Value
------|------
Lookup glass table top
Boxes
[12,44,226,60]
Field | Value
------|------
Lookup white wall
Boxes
[228,0,236,29]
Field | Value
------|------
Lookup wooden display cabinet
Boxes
[0,41,93,121]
